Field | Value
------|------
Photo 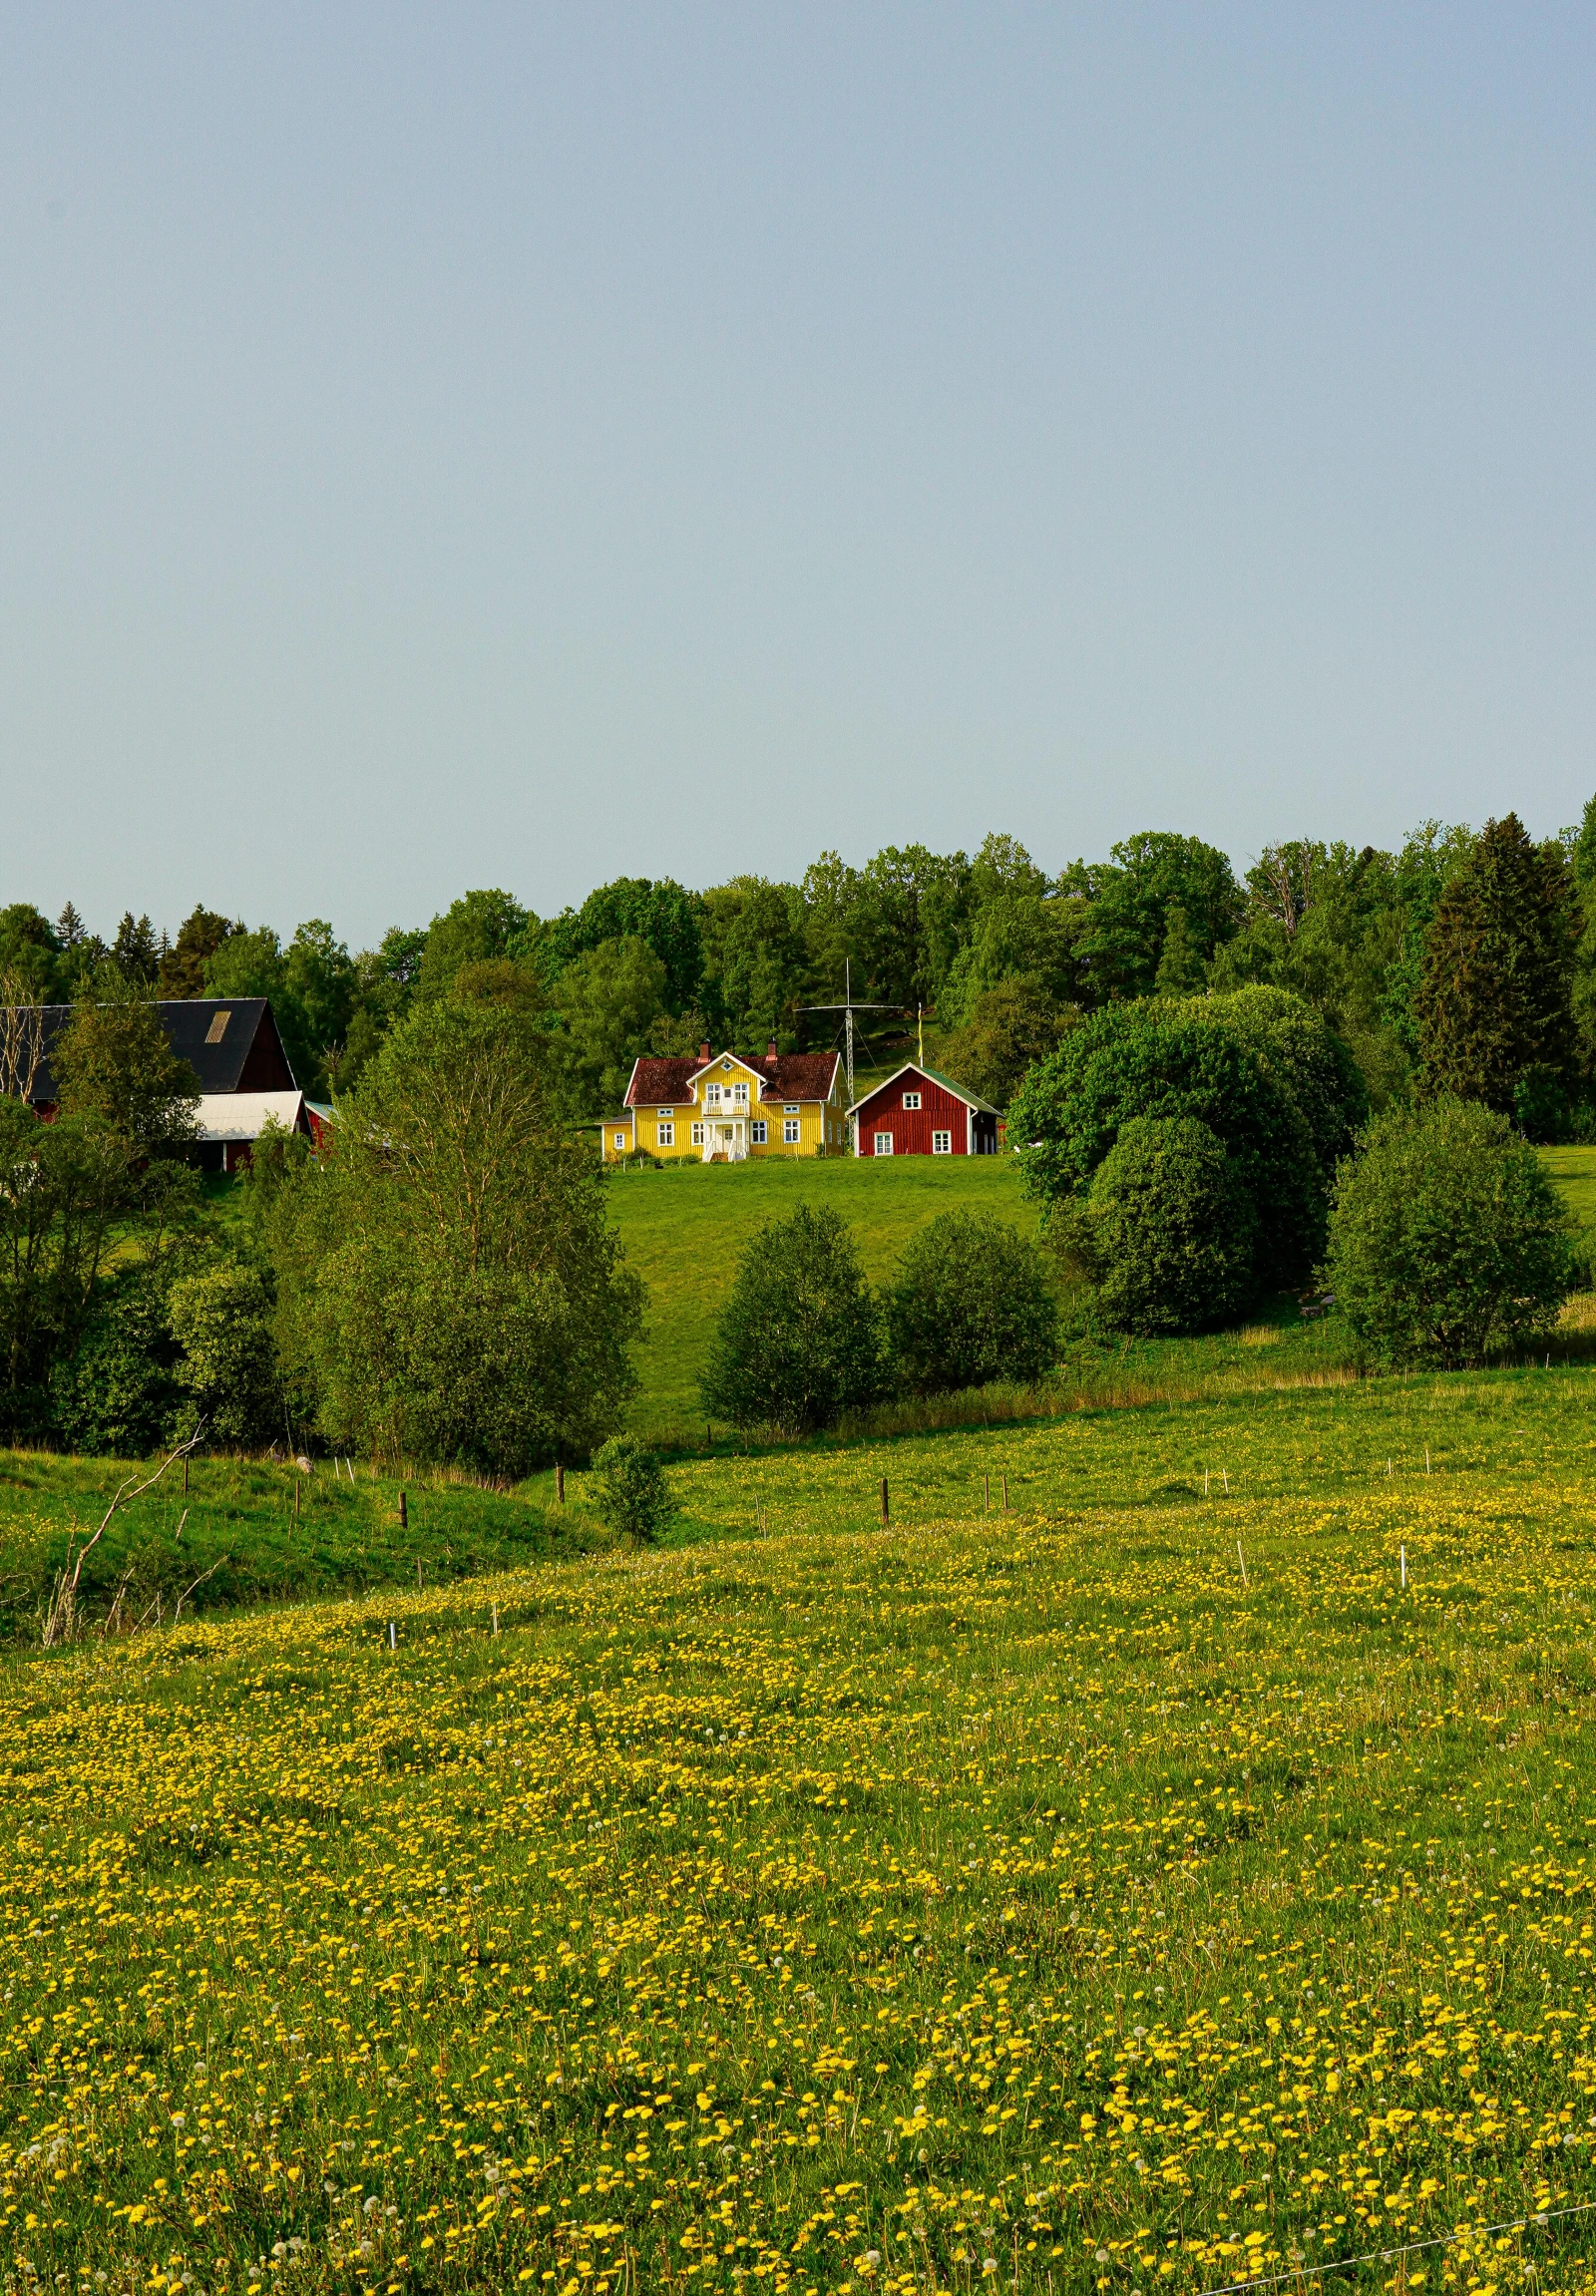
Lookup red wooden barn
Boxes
[846,1062,999,1157]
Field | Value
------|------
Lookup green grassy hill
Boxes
[0,1448,584,1644]
[606,1153,1037,1434]
[607,1143,1596,1437]
[1543,1142,1596,1229]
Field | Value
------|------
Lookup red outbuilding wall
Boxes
[853,1066,997,1156]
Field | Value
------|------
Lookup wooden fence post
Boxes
[556,1462,566,1505]
[880,1477,889,1530]
[399,1489,408,1530]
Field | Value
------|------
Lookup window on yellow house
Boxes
[783,1118,800,1144]
[751,1120,768,1144]
[691,1122,704,1145]
[657,1123,674,1147]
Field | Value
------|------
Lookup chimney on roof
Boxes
[766,1037,779,1065]
[699,1039,711,1063]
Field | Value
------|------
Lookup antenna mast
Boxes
[799,961,899,1154]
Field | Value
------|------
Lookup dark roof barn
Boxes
[4,998,296,1108]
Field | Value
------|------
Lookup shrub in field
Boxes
[1077,1115,1257,1336]
[265,997,641,1476]
[167,1258,282,1448]
[885,1210,1058,1393]
[1325,1096,1571,1366]
[588,1435,675,1545]
[699,1202,883,1434]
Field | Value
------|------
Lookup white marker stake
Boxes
[492,1603,499,1636]
[1222,1468,1229,1496]
[1237,1541,1248,1588]
[1400,1545,1406,1590]
[388,1622,396,1651]
[1425,1447,1431,1475]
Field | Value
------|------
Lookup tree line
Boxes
[0,982,639,1466]
[0,805,1588,1470]
[5,804,1593,1126]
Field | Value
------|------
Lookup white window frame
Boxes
[751,1119,768,1144]
[613,1131,627,1152]
[783,1118,801,1144]
[903,1091,922,1110]
[690,1122,705,1146]
[874,1131,894,1155]
[783,1103,799,1114]
[732,1080,748,1105]
[656,1122,674,1147]
[932,1129,952,1154]
[705,1083,722,1107]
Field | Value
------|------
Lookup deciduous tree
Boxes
[885,1210,1058,1393]
[267,996,640,1475]
[700,1203,883,1434]
[1325,1097,1571,1366]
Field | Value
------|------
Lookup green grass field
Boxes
[8,1359,1596,2291]
[8,1149,1596,2286]
[0,1450,583,1645]
[606,1146,1596,1441]
[1545,1148,1596,1235]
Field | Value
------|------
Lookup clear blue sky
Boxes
[4,3,1594,947]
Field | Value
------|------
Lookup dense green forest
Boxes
[6,807,1595,1126]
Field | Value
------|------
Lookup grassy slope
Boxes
[608,1144,1596,1439]
[606,1155,1038,1435]
[6,1366,1596,2290]
[1544,1144,1596,1231]
[1,1146,1588,1637]
[0,1450,586,1642]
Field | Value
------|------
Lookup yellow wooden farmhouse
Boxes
[599,1038,844,1162]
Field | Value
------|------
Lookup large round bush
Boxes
[1084,1116,1257,1336]
[885,1210,1058,1394]
[1325,1096,1571,1367]
[699,1202,883,1434]
[1007,1001,1318,1284]
[1168,984,1368,1180]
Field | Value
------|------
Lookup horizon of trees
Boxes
[6,806,1596,1124]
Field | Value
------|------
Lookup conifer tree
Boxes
[1415,813,1577,1127]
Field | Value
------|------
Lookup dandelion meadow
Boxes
[7,1414,1596,2295]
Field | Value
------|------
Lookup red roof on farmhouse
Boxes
[624,1051,839,1106]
